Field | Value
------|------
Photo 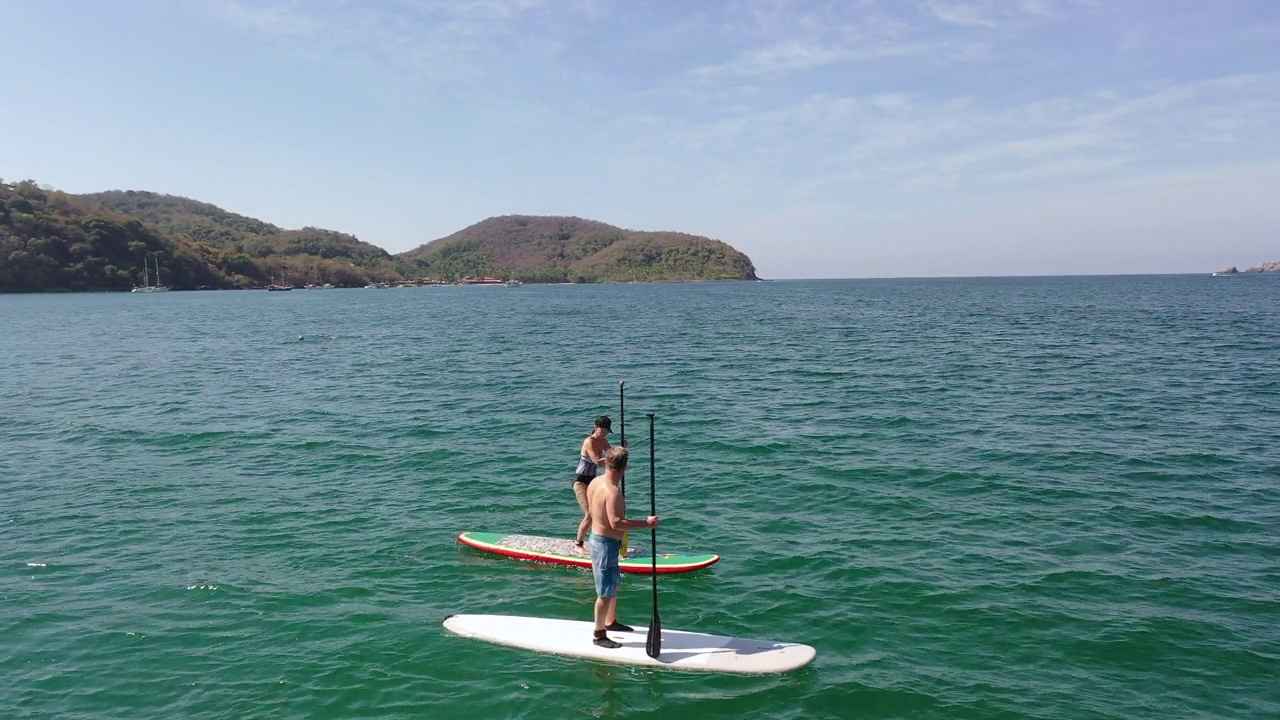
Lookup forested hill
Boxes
[2,181,759,291]
[397,215,758,283]
[0,182,407,291]
[1,181,256,291]
[82,191,397,268]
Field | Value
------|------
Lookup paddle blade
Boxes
[645,608,662,658]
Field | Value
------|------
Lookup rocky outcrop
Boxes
[1214,266,1239,275]
[1245,261,1280,273]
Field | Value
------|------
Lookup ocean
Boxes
[2,275,1277,719]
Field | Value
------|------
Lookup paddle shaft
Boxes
[645,412,662,658]
[619,381,629,556]
[618,381,625,496]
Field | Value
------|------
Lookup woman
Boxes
[572,415,613,551]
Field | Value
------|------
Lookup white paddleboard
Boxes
[443,614,815,674]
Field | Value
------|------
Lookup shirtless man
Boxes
[585,447,658,648]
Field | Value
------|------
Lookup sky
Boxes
[2,0,1278,278]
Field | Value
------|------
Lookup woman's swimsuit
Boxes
[574,453,597,484]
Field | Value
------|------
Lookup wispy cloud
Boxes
[600,68,1280,206]
[690,37,932,79]
[195,0,602,83]
[993,155,1132,181]
[203,0,325,38]
[1017,0,1061,19]
[194,0,1280,211]
[923,1,997,28]
[882,76,1278,189]
[681,5,940,80]
[921,0,1102,28]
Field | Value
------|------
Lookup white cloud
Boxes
[692,40,854,78]
[993,155,1132,181]
[205,0,325,37]
[923,1,997,28]
[598,67,1280,212]
[194,0,603,82]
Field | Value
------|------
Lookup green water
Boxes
[2,277,1277,719]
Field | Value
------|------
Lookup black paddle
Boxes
[618,380,626,496]
[645,412,661,659]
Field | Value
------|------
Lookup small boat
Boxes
[131,256,170,292]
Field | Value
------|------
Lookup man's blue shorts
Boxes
[587,533,622,598]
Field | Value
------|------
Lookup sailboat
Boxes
[131,256,170,293]
[267,270,294,291]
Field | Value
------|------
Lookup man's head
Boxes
[605,446,628,472]
[594,415,613,434]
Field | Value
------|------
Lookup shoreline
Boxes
[5,273,1280,294]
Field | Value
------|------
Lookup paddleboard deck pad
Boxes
[457,532,719,574]
[444,614,815,674]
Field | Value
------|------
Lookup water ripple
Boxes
[2,277,1279,719]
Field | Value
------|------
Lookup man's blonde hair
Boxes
[605,446,628,471]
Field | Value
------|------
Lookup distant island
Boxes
[400,215,757,284]
[0,179,758,292]
[1213,262,1280,275]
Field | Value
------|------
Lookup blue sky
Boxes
[2,1,1277,278]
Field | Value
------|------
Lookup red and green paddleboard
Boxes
[457,532,719,574]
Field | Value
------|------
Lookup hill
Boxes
[397,215,757,283]
[0,180,261,291]
[1,182,410,291]
[2,181,759,291]
[81,190,405,284]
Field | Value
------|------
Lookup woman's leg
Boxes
[573,480,591,546]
